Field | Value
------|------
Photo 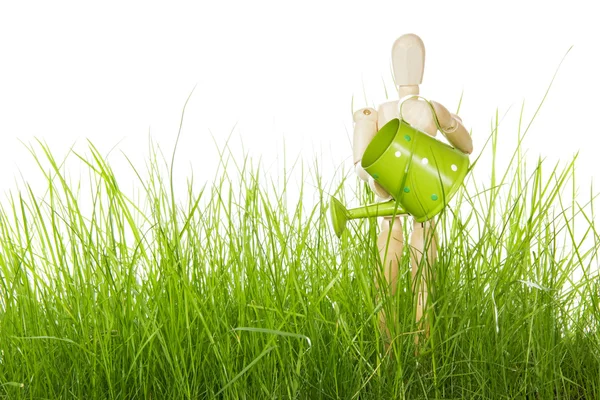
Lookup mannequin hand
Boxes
[355,163,370,182]
[429,100,473,154]
[369,176,392,200]
[357,163,392,200]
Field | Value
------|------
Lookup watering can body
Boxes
[330,118,469,237]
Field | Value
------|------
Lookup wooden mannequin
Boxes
[353,34,473,346]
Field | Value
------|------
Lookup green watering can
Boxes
[330,117,469,238]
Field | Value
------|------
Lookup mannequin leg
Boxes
[410,219,438,344]
[376,216,404,347]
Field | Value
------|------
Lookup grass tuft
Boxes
[0,108,599,398]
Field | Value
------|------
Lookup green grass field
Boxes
[1,99,599,399]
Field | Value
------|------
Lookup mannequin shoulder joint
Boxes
[353,108,378,123]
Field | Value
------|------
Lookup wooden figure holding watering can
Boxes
[330,34,473,346]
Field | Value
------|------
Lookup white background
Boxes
[1,1,599,208]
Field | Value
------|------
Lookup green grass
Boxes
[1,102,599,399]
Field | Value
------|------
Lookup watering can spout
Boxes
[329,197,407,238]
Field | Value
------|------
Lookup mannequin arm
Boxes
[429,101,473,154]
[353,108,378,181]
